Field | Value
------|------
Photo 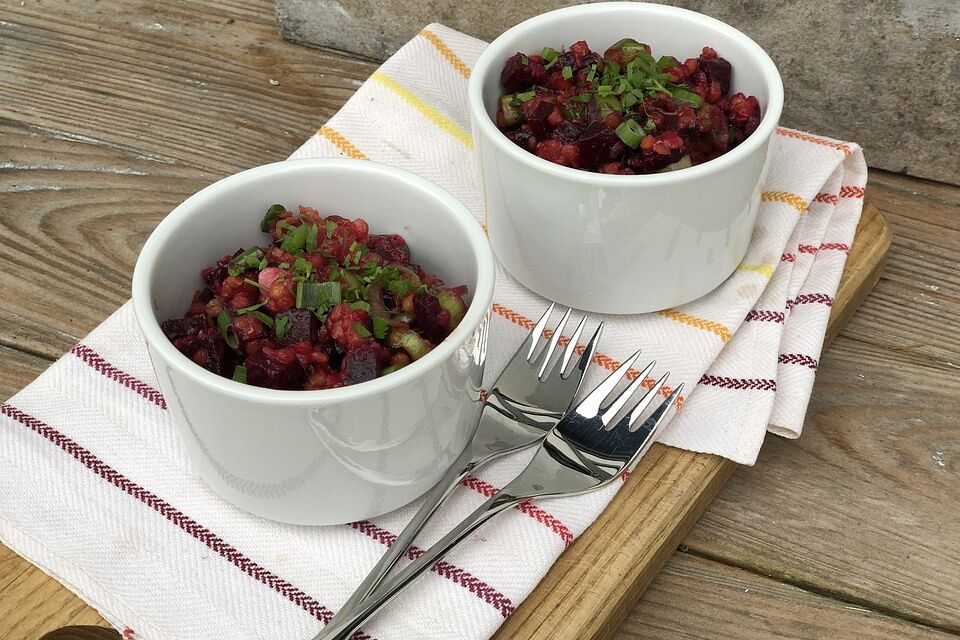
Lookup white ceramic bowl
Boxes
[132,159,495,525]
[468,2,783,314]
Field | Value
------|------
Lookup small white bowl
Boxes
[468,2,783,314]
[132,159,495,525]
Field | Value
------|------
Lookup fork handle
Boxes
[312,492,522,640]
[333,443,478,621]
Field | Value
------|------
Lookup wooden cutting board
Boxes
[36,203,890,640]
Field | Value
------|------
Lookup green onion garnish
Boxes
[281,224,309,254]
[541,47,559,68]
[514,90,536,103]
[275,314,290,340]
[243,277,266,291]
[299,281,340,311]
[216,310,239,350]
[670,87,703,107]
[353,322,371,338]
[305,224,319,252]
[325,220,337,239]
[519,54,529,65]
[350,300,371,311]
[232,365,247,383]
[248,310,273,326]
[615,119,644,149]
[380,363,404,376]
[236,300,268,314]
[372,315,389,340]
[561,65,573,80]
[261,204,285,232]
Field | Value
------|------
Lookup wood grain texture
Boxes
[491,204,891,640]
[1,0,956,638]
[680,175,960,633]
[618,552,957,640]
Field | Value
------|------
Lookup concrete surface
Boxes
[276,0,960,185]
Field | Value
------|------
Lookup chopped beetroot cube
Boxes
[368,234,411,264]
[575,122,623,169]
[698,55,731,94]
[500,53,547,92]
[521,96,556,136]
[341,344,381,386]
[245,352,305,389]
[413,293,450,343]
[161,315,207,341]
[550,121,582,143]
[276,309,320,347]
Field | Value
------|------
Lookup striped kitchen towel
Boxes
[0,23,865,640]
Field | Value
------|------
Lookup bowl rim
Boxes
[467,1,784,185]
[131,158,495,405]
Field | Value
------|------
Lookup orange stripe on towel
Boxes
[419,29,472,78]
[490,303,684,406]
[317,126,368,160]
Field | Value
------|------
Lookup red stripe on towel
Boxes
[460,475,574,547]
[699,375,777,391]
[0,404,369,635]
[350,521,515,617]
[777,353,819,370]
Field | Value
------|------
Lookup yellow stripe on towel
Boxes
[737,262,776,279]
[370,71,473,149]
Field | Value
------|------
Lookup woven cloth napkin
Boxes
[0,24,866,640]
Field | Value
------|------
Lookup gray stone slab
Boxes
[276,0,960,185]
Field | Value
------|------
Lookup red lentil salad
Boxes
[495,39,762,174]
[161,205,469,390]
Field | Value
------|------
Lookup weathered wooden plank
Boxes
[619,552,959,640]
[683,334,960,631]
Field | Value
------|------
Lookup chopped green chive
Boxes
[670,86,703,107]
[216,310,239,350]
[243,277,266,291]
[275,314,290,340]
[561,65,573,80]
[232,365,247,383]
[281,224,309,254]
[349,300,371,311]
[305,224,319,252]
[293,257,313,281]
[541,47,559,68]
[372,315,389,340]
[261,204,286,232]
[325,220,337,239]
[615,119,644,149]
[299,281,341,313]
[249,310,273,326]
[353,322,371,338]
[236,300,268,315]
[513,89,536,103]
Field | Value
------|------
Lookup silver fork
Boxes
[327,304,603,628]
[316,353,682,640]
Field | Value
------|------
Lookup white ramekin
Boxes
[468,2,783,314]
[132,159,495,525]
